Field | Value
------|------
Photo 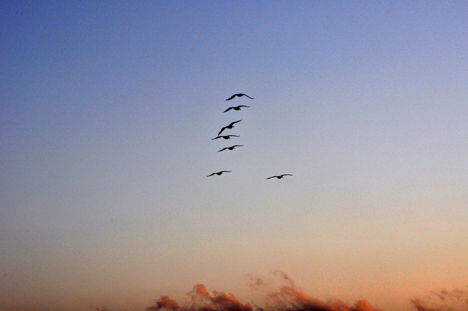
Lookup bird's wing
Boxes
[218,127,227,135]
[266,176,275,180]
[218,148,226,152]
[212,136,220,140]
[226,95,236,101]
[231,119,242,125]
[240,105,250,108]
[244,94,254,99]
[207,173,214,177]
[223,107,232,113]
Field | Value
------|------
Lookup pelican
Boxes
[266,174,293,180]
[218,119,242,135]
[218,145,243,152]
[207,171,231,177]
[226,93,254,101]
[212,135,240,140]
[223,105,250,113]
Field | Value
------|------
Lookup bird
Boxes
[226,93,254,101]
[223,105,250,113]
[207,171,231,177]
[218,119,242,135]
[212,135,240,140]
[218,145,243,152]
[266,174,293,180]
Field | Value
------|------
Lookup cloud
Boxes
[93,271,467,311]
[247,274,266,289]
[147,284,252,311]
[147,271,382,311]
[261,271,381,311]
[145,271,468,311]
[147,296,180,311]
[410,287,468,311]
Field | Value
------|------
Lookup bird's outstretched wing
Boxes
[218,127,227,136]
[213,135,240,140]
[266,174,293,180]
[224,105,250,113]
[218,147,227,152]
[223,135,239,139]
[218,120,241,135]
[226,93,253,100]
[207,171,231,177]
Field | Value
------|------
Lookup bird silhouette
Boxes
[223,105,250,113]
[212,135,240,140]
[226,93,254,101]
[218,145,243,152]
[266,174,293,180]
[218,119,242,135]
[207,171,231,177]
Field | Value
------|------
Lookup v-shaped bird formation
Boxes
[207,93,292,180]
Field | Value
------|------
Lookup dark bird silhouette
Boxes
[218,119,242,135]
[207,171,231,177]
[223,105,250,113]
[266,174,293,180]
[212,135,240,140]
[218,145,243,152]
[226,93,254,101]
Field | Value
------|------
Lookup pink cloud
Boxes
[410,287,468,311]
[148,271,382,311]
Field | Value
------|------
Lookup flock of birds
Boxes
[207,93,293,180]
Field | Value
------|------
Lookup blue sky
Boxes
[1,1,468,311]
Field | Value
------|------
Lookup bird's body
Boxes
[226,93,254,101]
[266,174,293,180]
[218,119,242,135]
[207,171,231,177]
[212,135,240,140]
[223,105,250,113]
[218,145,243,152]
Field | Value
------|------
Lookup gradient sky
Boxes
[1,1,468,311]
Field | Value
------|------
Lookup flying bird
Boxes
[223,105,250,113]
[226,93,254,101]
[266,174,293,180]
[207,171,231,177]
[212,135,240,140]
[218,145,243,152]
[218,119,242,135]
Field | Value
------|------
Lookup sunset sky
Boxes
[1,1,467,311]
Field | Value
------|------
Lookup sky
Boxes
[1,1,468,310]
